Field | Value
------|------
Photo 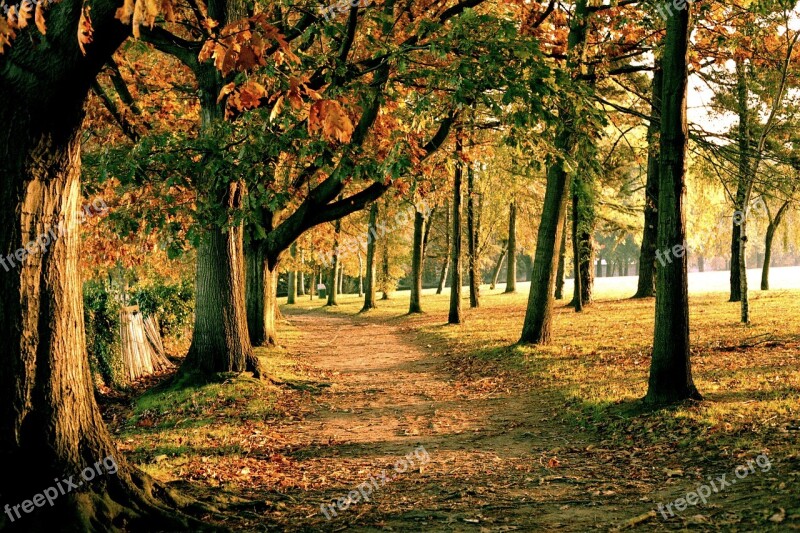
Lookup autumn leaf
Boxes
[78,6,93,56]
[308,100,354,144]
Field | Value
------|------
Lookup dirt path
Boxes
[251,308,784,532]
[257,308,646,532]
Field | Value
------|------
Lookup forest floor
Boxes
[108,269,800,532]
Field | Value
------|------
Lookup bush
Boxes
[129,278,194,341]
[83,279,123,387]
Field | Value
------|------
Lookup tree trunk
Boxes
[287,243,297,304]
[327,219,341,306]
[634,67,663,299]
[297,249,306,296]
[381,242,391,300]
[571,188,583,312]
[0,29,197,526]
[555,215,566,300]
[505,202,517,293]
[437,200,451,295]
[490,244,508,291]
[761,201,791,291]
[362,203,378,311]
[187,199,262,374]
[358,251,364,296]
[467,165,481,308]
[449,135,465,324]
[409,210,426,313]
[645,6,701,404]
[338,261,345,295]
[520,140,573,343]
[698,254,705,273]
[572,171,595,306]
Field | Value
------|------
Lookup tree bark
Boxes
[645,5,701,404]
[361,203,378,311]
[467,165,481,308]
[449,135,465,324]
[505,202,517,293]
[634,67,663,299]
[409,210,426,313]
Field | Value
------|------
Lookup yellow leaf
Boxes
[269,95,284,122]
[217,82,236,104]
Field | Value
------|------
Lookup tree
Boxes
[327,219,342,306]
[505,202,517,293]
[645,3,701,405]
[449,133,465,325]
[361,203,379,312]
[0,2,201,528]
[467,163,482,308]
[519,0,590,344]
[409,208,426,314]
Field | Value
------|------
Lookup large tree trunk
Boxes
[0,18,196,527]
[449,136,464,324]
[634,67,663,299]
[645,6,701,404]
[467,165,481,308]
[184,42,262,375]
[187,208,261,374]
[437,200,450,294]
[505,202,517,293]
[361,203,378,311]
[409,210,426,313]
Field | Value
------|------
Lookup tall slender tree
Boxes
[645,3,701,405]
